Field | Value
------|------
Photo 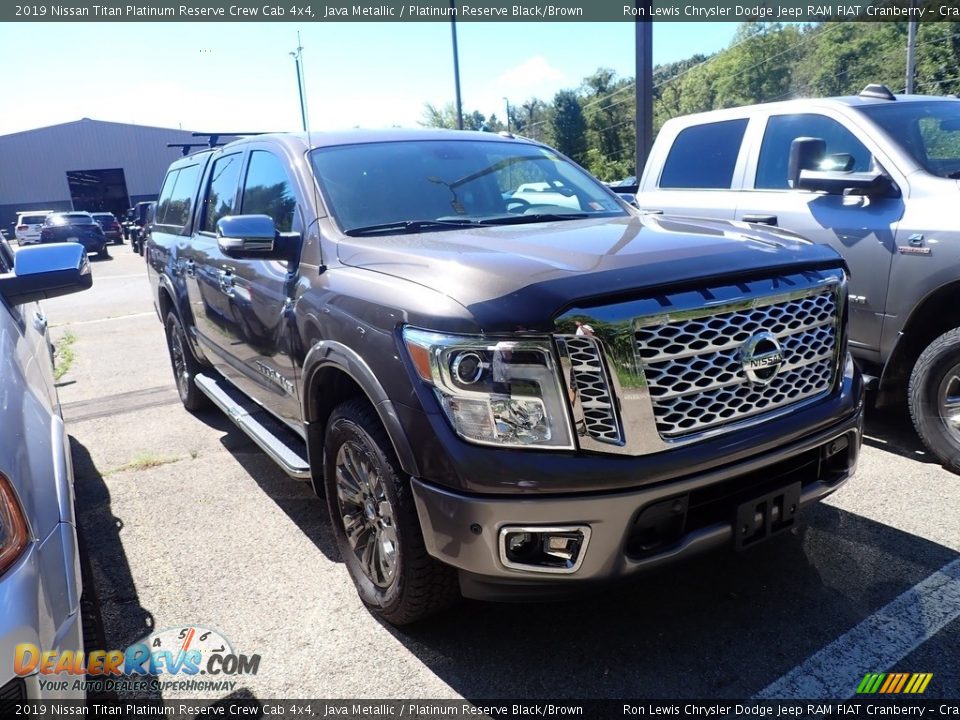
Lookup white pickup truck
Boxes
[637,84,960,470]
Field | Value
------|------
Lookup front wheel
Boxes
[324,399,459,625]
[908,327,960,472]
[164,311,211,412]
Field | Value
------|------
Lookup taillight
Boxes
[16,225,27,231]
[0,472,29,577]
[41,228,52,239]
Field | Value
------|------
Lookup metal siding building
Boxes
[0,118,197,232]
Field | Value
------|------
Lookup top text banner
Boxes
[7,0,960,22]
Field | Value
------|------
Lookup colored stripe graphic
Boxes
[857,672,932,694]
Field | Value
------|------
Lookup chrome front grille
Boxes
[558,335,623,445]
[636,287,839,439]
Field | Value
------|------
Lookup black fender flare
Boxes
[301,340,420,479]
[156,267,210,365]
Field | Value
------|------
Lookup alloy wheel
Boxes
[334,441,398,588]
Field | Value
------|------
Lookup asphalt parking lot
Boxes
[41,244,960,701]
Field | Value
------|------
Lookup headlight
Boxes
[0,472,29,576]
[402,327,574,449]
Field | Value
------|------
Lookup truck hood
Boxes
[337,214,844,331]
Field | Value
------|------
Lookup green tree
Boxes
[580,68,635,180]
[548,89,587,163]
[421,103,498,131]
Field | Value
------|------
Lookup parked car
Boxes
[14,210,55,246]
[121,208,136,241]
[135,202,156,257]
[89,212,123,244]
[508,180,584,210]
[40,212,108,258]
[129,201,154,254]
[0,237,92,700]
[637,84,960,470]
[147,129,862,625]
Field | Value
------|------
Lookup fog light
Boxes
[506,532,536,558]
[499,526,591,574]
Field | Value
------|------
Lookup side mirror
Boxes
[0,243,92,305]
[788,137,826,189]
[217,215,278,256]
[216,215,300,261]
[796,168,898,197]
[789,136,897,197]
[820,153,854,172]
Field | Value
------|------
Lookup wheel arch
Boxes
[157,280,175,325]
[302,341,420,493]
[879,279,960,405]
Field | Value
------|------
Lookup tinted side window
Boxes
[156,163,202,230]
[756,114,872,189]
[659,119,748,189]
[240,151,297,232]
[201,153,243,233]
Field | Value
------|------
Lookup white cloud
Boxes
[495,56,567,95]
[466,56,568,124]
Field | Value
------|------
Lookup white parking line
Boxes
[51,311,155,327]
[754,556,960,699]
[91,273,148,280]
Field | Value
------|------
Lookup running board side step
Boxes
[194,373,312,480]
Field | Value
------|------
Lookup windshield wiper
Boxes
[479,212,591,226]
[344,218,481,236]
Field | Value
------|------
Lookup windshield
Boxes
[859,100,960,179]
[309,139,627,235]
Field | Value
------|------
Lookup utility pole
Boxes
[634,0,653,178]
[906,7,918,94]
[450,0,464,130]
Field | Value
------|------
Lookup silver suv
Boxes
[0,239,92,699]
[638,86,960,469]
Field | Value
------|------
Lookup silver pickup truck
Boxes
[638,85,960,469]
[0,240,92,699]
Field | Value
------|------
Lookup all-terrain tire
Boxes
[908,327,960,473]
[324,398,459,625]
[164,311,211,412]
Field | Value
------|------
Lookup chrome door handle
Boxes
[218,270,235,297]
[742,214,778,226]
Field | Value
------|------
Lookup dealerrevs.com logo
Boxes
[14,625,261,694]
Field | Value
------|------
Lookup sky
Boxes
[0,22,739,136]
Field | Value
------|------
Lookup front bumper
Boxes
[412,405,862,601]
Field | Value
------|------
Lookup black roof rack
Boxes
[191,132,272,147]
[167,142,223,156]
[860,84,896,101]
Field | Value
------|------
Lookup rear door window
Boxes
[201,153,243,233]
[156,163,202,232]
[659,119,748,189]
